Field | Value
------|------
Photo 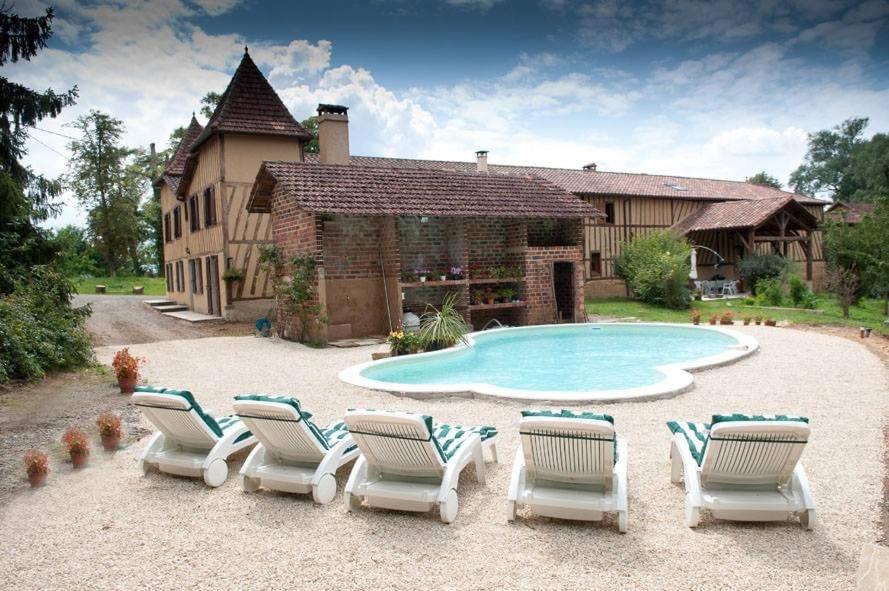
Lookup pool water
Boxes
[360,324,740,393]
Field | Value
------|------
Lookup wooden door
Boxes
[206,255,221,316]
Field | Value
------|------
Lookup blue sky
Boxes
[14,0,889,227]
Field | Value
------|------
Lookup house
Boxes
[160,49,827,334]
[155,50,313,320]
[825,201,874,225]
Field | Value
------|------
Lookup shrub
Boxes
[387,330,421,355]
[418,293,470,350]
[737,254,790,295]
[96,412,122,439]
[23,449,49,477]
[615,231,692,309]
[0,267,93,383]
[755,277,785,306]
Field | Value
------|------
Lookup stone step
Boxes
[153,304,189,312]
[143,299,176,307]
[162,310,222,323]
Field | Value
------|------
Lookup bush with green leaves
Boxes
[615,231,692,309]
[754,277,785,306]
[787,274,817,309]
[737,254,790,295]
[0,267,94,382]
[418,293,470,350]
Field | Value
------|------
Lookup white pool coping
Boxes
[338,322,759,404]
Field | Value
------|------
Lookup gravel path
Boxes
[74,295,252,347]
[1,326,886,590]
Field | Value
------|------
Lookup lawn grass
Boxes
[586,295,889,335]
[71,276,167,296]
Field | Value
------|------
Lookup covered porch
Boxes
[671,196,820,291]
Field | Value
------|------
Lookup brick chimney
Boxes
[476,150,488,173]
[582,162,597,172]
[317,104,350,165]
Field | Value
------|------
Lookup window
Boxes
[590,252,602,276]
[604,202,615,225]
[195,258,203,293]
[189,258,204,294]
[203,186,217,227]
[163,213,172,243]
[165,263,173,292]
[189,259,197,293]
[173,206,182,239]
[188,195,200,232]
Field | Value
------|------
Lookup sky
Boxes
[12,0,889,229]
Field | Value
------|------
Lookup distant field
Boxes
[72,276,167,296]
[586,296,889,335]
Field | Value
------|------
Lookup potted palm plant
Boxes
[96,412,123,452]
[62,427,90,469]
[418,293,470,351]
[23,449,49,488]
[111,347,143,393]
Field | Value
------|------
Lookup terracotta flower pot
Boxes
[70,451,89,469]
[28,472,47,488]
[486,298,496,305]
[101,435,121,452]
[692,319,700,325]
[117,375,137,394]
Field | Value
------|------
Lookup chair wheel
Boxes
[313,473,337,504]
[440,489,459,524]
[203,459,228,487]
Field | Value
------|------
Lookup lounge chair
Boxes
[232,394,359,503]
[668,413,815,529]
[506,410,628,531]
[343,410,498,523]
[132,386,256,487]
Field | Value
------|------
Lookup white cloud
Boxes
[192,0,242,16]
[252,40,332,81]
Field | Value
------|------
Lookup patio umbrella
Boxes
[689,248,698,279]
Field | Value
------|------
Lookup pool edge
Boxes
[338,322,759,404]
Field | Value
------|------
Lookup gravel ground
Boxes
[74,294,253,347]
[0,326,886,590]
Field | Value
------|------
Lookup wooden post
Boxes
[804,230,813,280]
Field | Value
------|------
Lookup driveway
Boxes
[74,295,253,347]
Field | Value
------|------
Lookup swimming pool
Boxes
[339,323,758,402]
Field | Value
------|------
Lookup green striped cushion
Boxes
[711,413,809,425]
[667,421,710,465]
[235,394,330,449]
[521,409,614,424]
[322,420,356,452]
[433,423,498,461]
[136,386,227,438]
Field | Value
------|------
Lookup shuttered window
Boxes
[203,186,217,227]
[188,195,200,232]
[165,263,173,292]
[604,202,615,225]
[163,213,172,243]
[590,252,602,276]
[173,206,182,238]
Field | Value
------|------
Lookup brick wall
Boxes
[527,219,582,247]
[323,215,391,280]
[398,217,464,276]
[524,246,585,324]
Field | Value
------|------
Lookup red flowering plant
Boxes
[62,427,90,457]
[96,412,122,439]
[23,449,49,477]
[111,347,143,381]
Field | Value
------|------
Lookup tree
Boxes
[200,91,222,119]
[846,133,889,202]
[50,225,102,277]
[66,111,144,275]
[745,171,781,189]
[790,117,869,199]
[0,6,77,291]
[130,144,168,274]
[301,115,319,153]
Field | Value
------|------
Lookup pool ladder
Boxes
[481,318,506,331]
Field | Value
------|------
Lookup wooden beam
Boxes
[736,230,752,252]
[753,235,808,242]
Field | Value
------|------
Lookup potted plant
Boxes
[417,293,470,351]
[764,318,777,327]
[471,289,485,305]
[222,267,245,284]
[416,267,430,282]
[719,311,734,325]
[448,266,464,280]
[438,269,447,282]
[708,313,718,326]
[96,412,123,452]
[111,347,143,393]
[485,287,496,305]
[754,315,763,325]
[23,449,49,488]
[742,315,751,326]
[62,427,90,469]
[401,270,417,283]
[498,287,516,303]
[690,309,701,325]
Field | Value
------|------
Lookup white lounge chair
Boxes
[232,394,359,503]
[668,413,815,529]
[343,410,498,523]
[506,410,628,532]
[132,386,256,487]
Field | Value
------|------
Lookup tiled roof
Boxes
[826,201,873,224]
[670,195,818,234]
[153,116,203,189]
[248,161,600,219]
[190,51,311,151]
[304,154,824,205]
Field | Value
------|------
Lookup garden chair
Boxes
[506,410,628,531]
[343,409,498,523]
[667,413,815,529]
[132,386,256,487]
[233,395,359,503]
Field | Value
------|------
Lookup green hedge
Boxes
[0,267,94,382]
[615,231,692,309]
